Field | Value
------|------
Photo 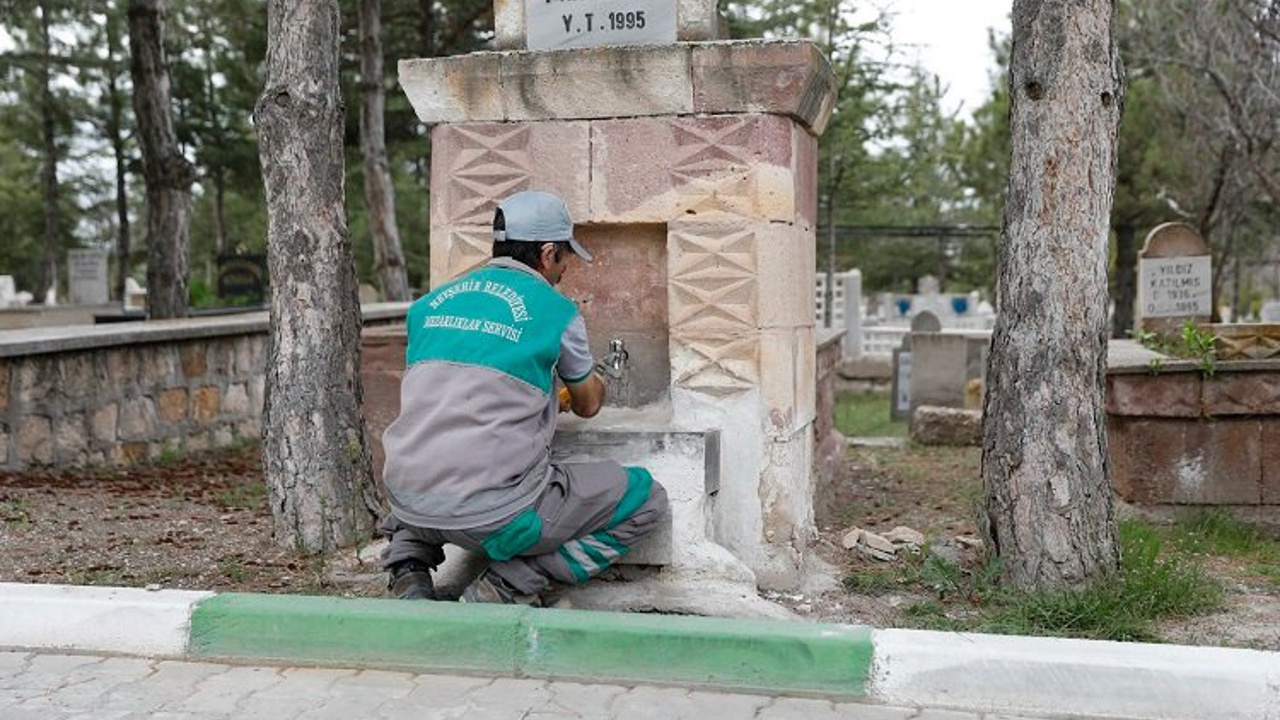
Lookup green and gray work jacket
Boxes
[382,258,595,530]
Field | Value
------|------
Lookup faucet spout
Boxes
[597,338,629,379]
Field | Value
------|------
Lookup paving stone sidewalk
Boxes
[0,651,1102,720]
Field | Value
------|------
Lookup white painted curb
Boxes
[871,628,1280,720]
[0,583,211,656]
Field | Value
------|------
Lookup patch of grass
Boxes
[843,561,921,595]
[215,482,267,510]
[1172,509,1272,556]
[982,519,1222,641]
[0,497,33,524]
[835,392,907,438]
[847,518,1223,641]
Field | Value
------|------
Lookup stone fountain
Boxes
[384,0,836,615]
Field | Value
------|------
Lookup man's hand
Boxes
[563,372,606,417]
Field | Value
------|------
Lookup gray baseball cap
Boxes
[492,190,593,263]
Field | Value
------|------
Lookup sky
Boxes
[886,0,1013,118]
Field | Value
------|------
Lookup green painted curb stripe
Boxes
[188,593,528,673]
[188,593,873,697]
[526,608,873,696]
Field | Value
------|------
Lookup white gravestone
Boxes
[1139,255,1211,318]
[1136,222,1212,332]
[527,0,676,50]
[68,248,109,305]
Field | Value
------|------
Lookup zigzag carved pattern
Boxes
[669,225,757,332]
[670,118,756,214]
[672,334,758,394]
[445,229,492,280]
[445,126,533,225]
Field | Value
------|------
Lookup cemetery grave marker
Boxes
[1137,222,1211,333]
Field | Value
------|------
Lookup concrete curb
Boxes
[3,582,1280,718]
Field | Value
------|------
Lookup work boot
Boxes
[459,569,542,606]
[387,560,436,600]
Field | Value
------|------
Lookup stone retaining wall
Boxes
[0,305,407,471]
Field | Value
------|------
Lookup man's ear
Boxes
[539,242,556,269]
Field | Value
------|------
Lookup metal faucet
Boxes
[596,338,629,379]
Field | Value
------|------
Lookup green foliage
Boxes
[1131,321,1219,378]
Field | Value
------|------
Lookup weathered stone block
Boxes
[503,46,694,122]
[105,349,133,386]
[670,330,758,396]
[180,345,206,379]
[691,41,836,136]
[429,227,492,287]
[91,403,118,443]
[1107,373,1201,418]
[119,398,157,440]
[56,354,96,400]
[756,430,815,589]
[193,386,221,424]
[1201,371,1280,416]
[223,383,249,416]
[186,431,211,454]
[17,416,52,465]
[54,413,87,458]
[429,122,590,230]
[1109,417,1261,504]
[15,361,52,406]
[157,388,188,423]
[591,115,798,224]
[1263,420,1280,504]
[234,339,261,377]
[755,223,815,328]
[911,406,982,446]
[140,345,180,386]
[1108,418,1176,503]
[213,425,234,447]
[248,377,265,419]
[111,442,148,465]
[399,54,504,123]
[0,423,8,464]
[667,218,759,335]
[759,328,815,438]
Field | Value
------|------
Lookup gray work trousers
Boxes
[381,460,668,596]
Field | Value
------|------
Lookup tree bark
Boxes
[36,1,60,305]
[256,0,379,552]
[106,8,131,303]
[128,0,194,319]
[359,0,411,302]
[981,0,1122,591]
[1111,223,1137,337]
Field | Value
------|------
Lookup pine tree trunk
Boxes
[256,0,379,552]
[981,0,1123,591]
[128,0,194,319]
[106,10,131,303]
[1111,223,1137,337]
[36,1,60,305]
[359,0,411,302]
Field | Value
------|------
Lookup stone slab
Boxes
[495,0,725,51]
[1201,371,1280,416]
[1108,418,1261,504]
[398,41,833,136]
[871,628,1280,720]
[591,115,800,224]
[1106,373,1201,418]
[1263,419,1280,505]
[0,304,409,359]
[691,41,836,136]
[0,582,212,656]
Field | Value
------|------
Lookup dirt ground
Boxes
[2,441,1278,650]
